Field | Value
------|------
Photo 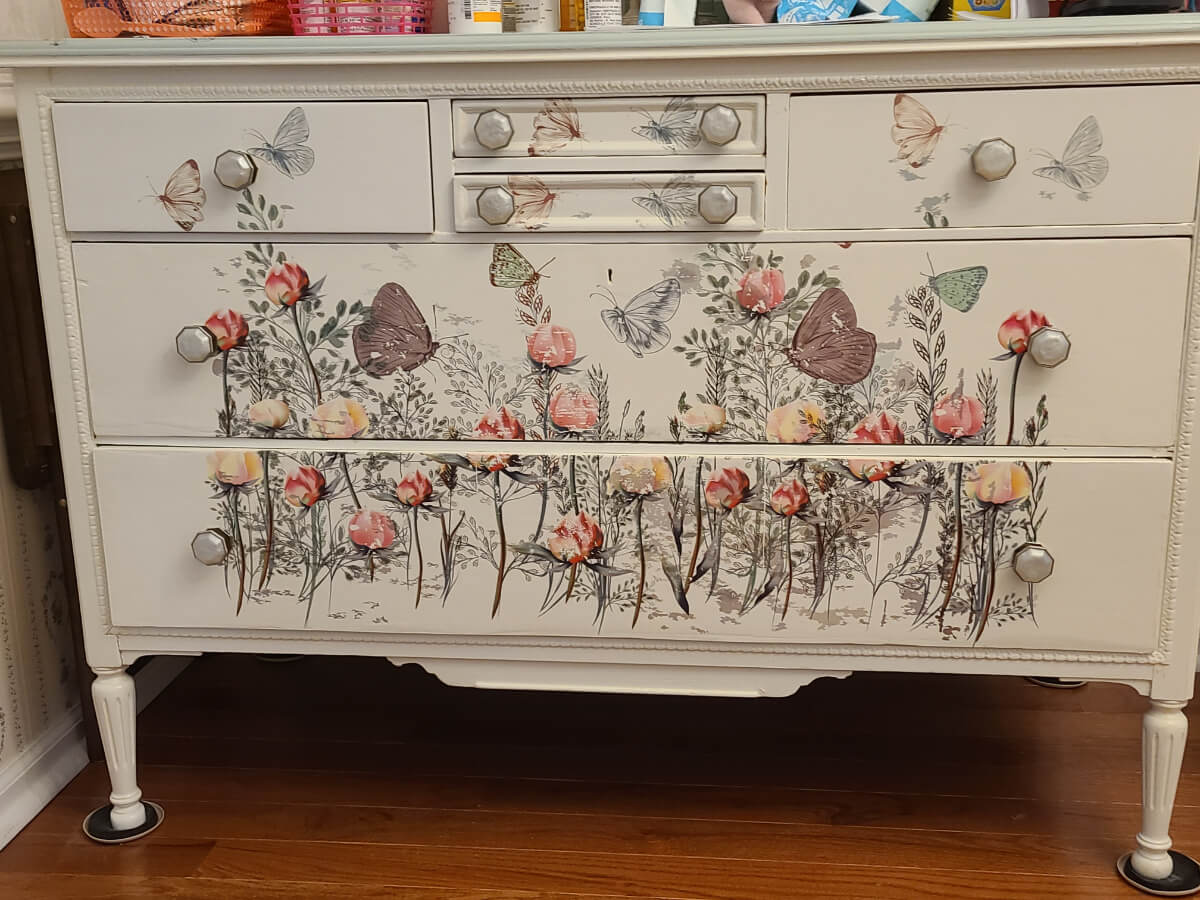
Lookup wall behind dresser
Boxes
[1,1,69,40]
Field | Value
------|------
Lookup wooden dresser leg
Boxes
[82,666,164,844]
[1118,699,1200,896]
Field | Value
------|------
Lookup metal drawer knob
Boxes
[698,185,737,225]
[1012,542,1054,584]
[971,138,1017,182]
[1027,326,1071,368]
[214,150,258,191]
[699,104,741,146]
[175,325,220,364]
[477,186,516,225]
[474,110,515,151]
[191,529,232,566]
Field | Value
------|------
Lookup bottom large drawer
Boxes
[95,447,1169,653]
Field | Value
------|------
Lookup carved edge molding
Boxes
[35,95,111,627]
[1158,204,1200,664]
[28,64,1200,101]
[112,627,1158,665]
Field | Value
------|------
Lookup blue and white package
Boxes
[776,0,856,21]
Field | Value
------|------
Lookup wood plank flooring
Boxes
[2,655,1195,899]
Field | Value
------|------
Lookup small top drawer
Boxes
[53,101,433,234]
[788,85,1200,230]
[453,96,765,157]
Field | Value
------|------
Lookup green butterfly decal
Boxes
[926,257,988,312]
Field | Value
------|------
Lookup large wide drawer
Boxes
[788,85,1200,229]
[96,446,1169,655]
[73,238,1189,447]
[53,102,434,234]
[452,96,766,158]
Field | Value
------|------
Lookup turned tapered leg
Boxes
[1118,699,1200,896]
[83,666,163,843]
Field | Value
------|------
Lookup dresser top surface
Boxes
[3,14,1200,68]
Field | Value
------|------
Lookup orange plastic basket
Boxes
[62,0,292,37]
[288,0,431,33]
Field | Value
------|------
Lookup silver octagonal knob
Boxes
[176,325,219,364]
[971,138,1017,182]
[1027,326,1071,368]
[477,186,516,225]
[192,529,232,566]
[1012,542,1054,584]
[474,109,515,151]
[214,150,258,191]
[698,185,737,225]
[699,104,741,146]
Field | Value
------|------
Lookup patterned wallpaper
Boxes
[0,434,77,777]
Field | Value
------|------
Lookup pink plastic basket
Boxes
[288,0,430,33]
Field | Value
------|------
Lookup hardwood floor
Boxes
[2,656,1195,899]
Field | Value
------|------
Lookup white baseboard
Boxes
[0,708,88,850]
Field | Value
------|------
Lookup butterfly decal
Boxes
[528,99,583,156]
[925,257,988,313]
[506,176,558,230]
[633,176,697,228]
[632,96,700,152]
[787,288,877,385]
[892,94,945,169]
[599,278,682,358]
[1033,116,1109,194]
[149,159,206,232]
[248,107,315,179]
[489,243,552,290]
[352,283,438,377]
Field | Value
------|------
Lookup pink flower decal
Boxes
[736,266,786,315]
[968,462,1032,506]
[264,262,309,307]
[607,456,672,496]
[205,309,248,351]
[469,406,526,471]
[770,478,810,517]
[705,466,751,511]
[847,411,904,482]
[284,466,325,508]
[546,511,604,564]
[308,397,369,439]
[526,322,577,368]
[681,403,727,435]
[997,310,1050,354]
[932,392,985,440]
[766,400,823,444]
[395,470,434,507]
[549,385,599,431]
[207,451,263,487]
[247,398,290,430]
[348,509,396,551]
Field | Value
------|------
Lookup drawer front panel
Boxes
[453,173,765,232]
[54,102,434,234]
[74,238,1188,447]
[788,85,1200,229]
[452,96,766,158]
[96,446,1168,654]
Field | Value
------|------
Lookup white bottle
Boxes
[583,0,622,28]
[449,0,504,32]
[512,0,559,29]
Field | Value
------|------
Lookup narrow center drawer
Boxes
[453,96,766,157]
[53,101,434,234]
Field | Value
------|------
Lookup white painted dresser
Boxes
[5,17,1200,892]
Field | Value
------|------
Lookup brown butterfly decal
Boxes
[150,159,206,232]
[507,176,558,230]
[352,283,438,377]
[787,288,877,386]
[528,99,583,156]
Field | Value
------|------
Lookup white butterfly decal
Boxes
[1032,116,1109,194]
[632,97,700,152]
[249,107,315,179]
[148,159,206,232]
[632,176,697,228]
[598,278,682,358]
